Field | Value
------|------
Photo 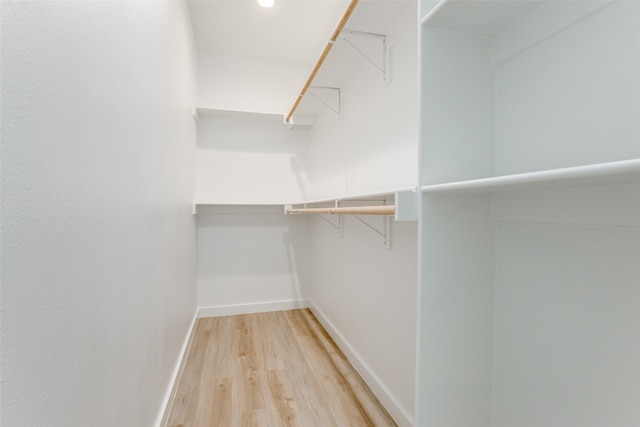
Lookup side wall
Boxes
[309,216,418,426]
[306,4,419,426]
[306,4,419,199]
[0,2,198,426]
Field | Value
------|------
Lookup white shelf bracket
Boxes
[351,201,392,249]
[289,201,343,237]
[334,200,343,238]
[340,29,388,84]
[318,215,343,237]
[308,86,342,122]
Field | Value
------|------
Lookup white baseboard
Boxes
[154,308,199,427]
[197,299,309,318]
[308,301,414,427]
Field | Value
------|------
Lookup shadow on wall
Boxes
[195,115,311,204]
[196,210,311,307]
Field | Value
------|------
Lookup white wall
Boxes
[197,51,309,114]
[0,2,197,426]
[196,206,310,316]
[194,115,312,313]
[195,115,310,204]
[304,4,419,425]
[308,215,418,426]
[194,53,313,314]
[306,3,419,199]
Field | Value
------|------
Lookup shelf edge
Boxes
[421,159,640,194]
[287,186,417,206]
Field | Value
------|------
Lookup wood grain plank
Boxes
[164,309,397,427]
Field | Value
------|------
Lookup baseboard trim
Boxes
[308,301,414,427]
[197,299,309,318]
[154,309,198,427]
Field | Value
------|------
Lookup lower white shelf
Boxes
[193,204,284,215]
[194,187,419,221]
[421,159,640,194]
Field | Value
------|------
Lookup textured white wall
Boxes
[0,2,197,426]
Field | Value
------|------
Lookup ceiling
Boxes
[187,0,415,118]
[188,0,350,65]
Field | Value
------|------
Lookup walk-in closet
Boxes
[2,0,638,426]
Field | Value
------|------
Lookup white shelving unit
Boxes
[416,1,640,426]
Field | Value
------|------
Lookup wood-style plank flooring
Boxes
[165,309,397,427]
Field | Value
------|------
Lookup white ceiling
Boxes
[187,0,415,118]
[188,0,350,64]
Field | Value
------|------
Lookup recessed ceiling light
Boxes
[258,0,274,8]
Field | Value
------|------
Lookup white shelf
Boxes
[287,186,418,222]
[193,203,285,215]
[194,187,412,209]
[194,107,316,131]
[194,107,284,122]
[416,2,640,426]
[421,159,640,194]
[194,187,418,221]
[194,186,415,210]
[286,186,416,206]
[420,0,545,33]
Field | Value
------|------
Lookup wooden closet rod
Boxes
[286,205,394,216]
[285,0,360,123]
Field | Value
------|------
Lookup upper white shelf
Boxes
[421,159,640,195]
[194,107,316,132]
[421,0,544,34]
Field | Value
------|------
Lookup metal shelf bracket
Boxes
[285,199,393,247]
[352,201,392,249]
[308,86,342,122]
[340,29,388,83]
[309,201,343,237]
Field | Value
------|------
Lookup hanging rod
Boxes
[285,205,394,216]
[285,0,360,124]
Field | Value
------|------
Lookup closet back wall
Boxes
[197,51,308,114]
[194,114,310,204]
[194,50,314,314]
[196,206,311,316]
[194,116,312,315]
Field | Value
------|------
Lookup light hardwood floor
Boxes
[165,309,397,427]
